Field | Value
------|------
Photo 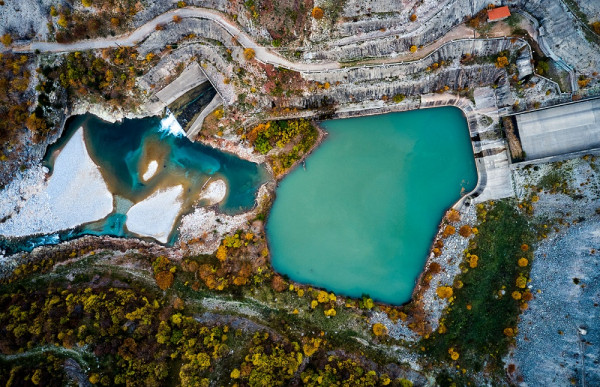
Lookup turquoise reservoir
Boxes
[266,107,477,305]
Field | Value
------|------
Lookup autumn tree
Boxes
[372,323,388,336]
[448,347,460,360]
[446,209,461,222]
[409,14,417,22]
[272,275,287,292]
[155,271,174,290]
[468,254,478,268]
[458,225,472,237]
[26,113,48,135]
[243,48,255,60]
[311,7,324,19]
[1,33,13,47]
[496,56,509,68]
[82,0,92,7]
[409,45,417,53]
[216,245,227,261]
[436,286,453,299]
[442,225,455,238]
[57,14,69,28]
[173,15,182,23]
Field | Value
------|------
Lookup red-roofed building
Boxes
[487,6,511,22]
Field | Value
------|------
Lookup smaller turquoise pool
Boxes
[266,107,477,305]
[0,114,269,254]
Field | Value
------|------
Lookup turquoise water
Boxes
[46,114,269,214]
[1,114,269,254]
[267,107,477,305]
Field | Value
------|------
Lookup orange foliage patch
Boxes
[496,56,509,68]
[1,34,12,47]
[243,48,256,60]
[429,262,441,274]
[446,209,461,222]
[469,254,479,268]
[459,225,472,237]
[372,323,388,336]
[436,286,453,299]
[272,275,287,292]
[216,245,227,262]
[311,7,324,19]
[442,225,456,238]
[155,271,174,290]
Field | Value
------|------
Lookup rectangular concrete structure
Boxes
[516,99,600,160]
[155,62,208,106]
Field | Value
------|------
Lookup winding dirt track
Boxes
[13,7,341,72]
[7,6,491,72]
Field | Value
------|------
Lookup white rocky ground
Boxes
[178,183,271,254]
[198,179,227,205]
[510,220,600,386]
[0,128,113,238]
[0,0,54,39]
[178,207,250,254]
[125,185,184,243]
[508,156,600,385]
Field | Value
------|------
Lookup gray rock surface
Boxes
[0,0,56,39]
[514,0,600,75]
[573,0,600,22]
[307,0,497,61]
[512,220,600,386]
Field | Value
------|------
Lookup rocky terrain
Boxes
[509,156,600,385]
[0,0,599,385]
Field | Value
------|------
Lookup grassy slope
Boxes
[422,200,534,377]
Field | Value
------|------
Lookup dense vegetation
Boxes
[247,119,319,176]
[243,0,312,45]
[422,200,534,379]
[39,48,157,112]
[0,191,540,385]
[0,53,42,152]
[0,239,416,386]
[50,0,143,43]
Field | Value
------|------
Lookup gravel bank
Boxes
[0,128,113,238]
[198,179,227,205]
[125,185,184,244]
[178,183,273,254]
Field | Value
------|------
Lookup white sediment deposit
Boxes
[125,185,183,243]
[142,160,159,181]
[0,128,113,238]
[198,179,227,205]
